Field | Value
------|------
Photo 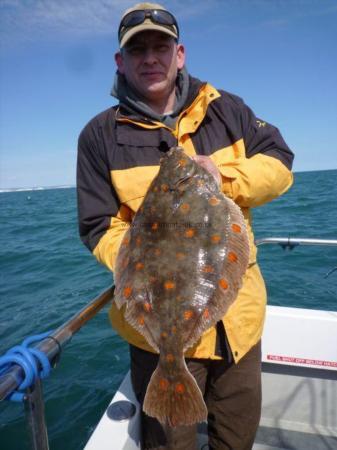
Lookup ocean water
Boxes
[0,170,336,449]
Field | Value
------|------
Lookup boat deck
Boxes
[84,306,337,450]
[85,366,337,450]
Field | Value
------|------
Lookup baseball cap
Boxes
[118,3,179,48]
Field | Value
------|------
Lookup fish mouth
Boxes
[174,164,196,188]
[175,175,191,188]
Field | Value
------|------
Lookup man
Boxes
[77,3,294,449]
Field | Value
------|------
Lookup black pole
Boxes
[24,378,49,450]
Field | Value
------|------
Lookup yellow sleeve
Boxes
[218,153,293,208]
[93,205,132,272]
[93,219,129,272]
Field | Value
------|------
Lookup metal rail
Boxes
[255,237,337,249]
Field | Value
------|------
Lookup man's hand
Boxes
[192,155,222,187]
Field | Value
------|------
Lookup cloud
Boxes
[0,0,125,44]
[0,0,221,46]
[1,0,335,47]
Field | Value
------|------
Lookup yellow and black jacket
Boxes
[77,76,294,363]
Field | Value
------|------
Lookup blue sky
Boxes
[0,0,336,189]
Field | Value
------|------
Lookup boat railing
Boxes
[255,237,337,249]
[1,237,337,450]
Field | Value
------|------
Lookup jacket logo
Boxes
[256,120,266,128]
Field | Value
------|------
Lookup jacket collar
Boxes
[111,68,204,125]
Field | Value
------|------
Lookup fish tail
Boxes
[143,362,207,427]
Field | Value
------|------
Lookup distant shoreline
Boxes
[0,185,75,193]
[1,168,337,193]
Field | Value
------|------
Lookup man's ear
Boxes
[115,52,125,74]
[176,44,185,70]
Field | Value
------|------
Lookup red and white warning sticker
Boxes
[266,354,337,368]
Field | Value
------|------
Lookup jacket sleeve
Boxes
[77,119,130,272]
[218,100,294,208]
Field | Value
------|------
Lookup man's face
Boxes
[115,31,185,105]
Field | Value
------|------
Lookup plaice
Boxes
[114,147,249,427]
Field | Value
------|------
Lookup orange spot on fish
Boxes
[153,186,159,192]
[152,223,159,230]
[175,383,185,394]
[135,262,144,270]
[228,252,238,263]
[122,237,129,246]
[219,278,229,289]
[138,315,145,326]
[149,276,157,283]
[159,378,169,391]
[209,196,220,206]
[231,223,242,233]
[202,265,214,273]
[178,159,188,167]
[211,234,221,243]
[184,310,194,321]
[166,353,175,363]
[136,237,142,246]
[176,252,186,260]
[171,326,177,334]
[203,308,210,319]
[123,287,132,298]
[143,302,152,313]
[154,248,161,256]
[180,203,190,213]
[185,228,195,238]
[161,332,168,339]
[164,281,175,290]
[161,184,169,192]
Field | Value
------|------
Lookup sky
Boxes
[0,0,336,189]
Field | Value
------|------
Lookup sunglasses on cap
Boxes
[118,9,179,42]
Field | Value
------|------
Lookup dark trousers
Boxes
[130,341,262,450]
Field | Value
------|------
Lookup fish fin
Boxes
[114,289,127,310]
[113,229,132,310]
[114,232,160,352]
[183,196,249,351]
[220,195,250,289]
[123,297,160,352]
[210,193,249,321]
[143,361,207,427]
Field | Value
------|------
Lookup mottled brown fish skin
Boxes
[114,147,249,427]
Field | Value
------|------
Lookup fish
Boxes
[114,147,249,427]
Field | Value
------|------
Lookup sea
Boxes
[1,169,337,450]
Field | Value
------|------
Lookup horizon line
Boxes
[1,167,337,192]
